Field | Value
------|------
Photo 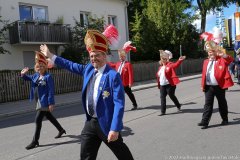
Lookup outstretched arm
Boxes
[20,67,32,81]
[217,51,233,65]
[20,67,29,76]
[40,44,86,75]
[171,56,186,69]
[40,44,54,58]
[179,56,186,61]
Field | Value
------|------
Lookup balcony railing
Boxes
[8,21,71,44]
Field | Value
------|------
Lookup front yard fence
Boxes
[0,59,203,103]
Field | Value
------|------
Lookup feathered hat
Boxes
[118,41,137,56]
[35,51,48,66]
[159,50,173,59]
[35,51,54,68]
[200,27,223,52]
[84,25,119,54]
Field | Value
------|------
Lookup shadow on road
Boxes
[126,102,198,112]
[39,135,81,147]
[182,102,197,105]
[205,118,240,129]
[229,111,240,114]
[0,104,84,129]
[122,126,134,137]
[227,89,240,92]
[181,108,218,114]
[126,105,177,112]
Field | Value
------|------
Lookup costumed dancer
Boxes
[198,28,234,129]
[234,41,240,84]
[40,25,134,160]
[109,41,138,110]
[21,52,66,150]
[156,50,186,115]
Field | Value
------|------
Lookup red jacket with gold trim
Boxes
[201,55,234,91]
[108,61,134,87]
[156,60,184,88]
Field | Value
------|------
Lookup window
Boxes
[80,12,90,27]
[23,51,35,68]
[108,15,117,26]
[19,4,48,21]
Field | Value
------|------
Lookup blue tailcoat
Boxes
[21,72,55,108]
[55,57,125,136]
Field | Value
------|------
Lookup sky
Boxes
[192,1,237,40]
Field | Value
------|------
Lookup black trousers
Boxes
[238,68,240,83]
[33,110,64,142]
[124,86,137,107]
[80,118,134,160]
[160,84,181,114]
[201,85,228,125]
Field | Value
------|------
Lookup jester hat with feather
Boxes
[118,41,137,56]
[200,28,223,52]
[35,51,54,68]
[84,25,119,54]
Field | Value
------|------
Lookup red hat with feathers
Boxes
[200,28,223,52]
[84,25,119,54]
[35,51,54,68]
[118,41,136,56]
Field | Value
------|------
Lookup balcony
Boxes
[8,21,71,45]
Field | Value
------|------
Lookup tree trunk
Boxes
[200,10,206,33]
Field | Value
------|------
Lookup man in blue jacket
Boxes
[234,41,240,84]
[40,28,133,160]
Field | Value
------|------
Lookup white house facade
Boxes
[0,0,129,70]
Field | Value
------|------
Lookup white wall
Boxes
[0,0,128,70]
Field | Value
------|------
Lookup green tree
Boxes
[0,16,10,54]
[128,0,146,38]
[196,0,240,33]
[129,10,144,61]
[130,0,199,61]
[61,16,105,63]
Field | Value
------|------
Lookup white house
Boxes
[0,0,129,70]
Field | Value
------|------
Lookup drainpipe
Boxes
[124,0,130,61]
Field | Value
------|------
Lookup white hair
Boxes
[164,50,173,59]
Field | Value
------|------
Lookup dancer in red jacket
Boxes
[198,39,234,129]
[156,50,186,115]
[109,41,138,110]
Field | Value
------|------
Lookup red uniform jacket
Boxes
[156,60,184,89]
[201,55,234,91]
[108,61,134,87]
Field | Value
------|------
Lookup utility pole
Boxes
[180,45,183,75]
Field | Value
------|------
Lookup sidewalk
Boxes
[0,74,201,119]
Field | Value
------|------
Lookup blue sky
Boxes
[192,2,237,39]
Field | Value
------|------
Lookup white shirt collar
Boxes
[95,64,106,74]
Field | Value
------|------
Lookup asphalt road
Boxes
[1,78,240,160]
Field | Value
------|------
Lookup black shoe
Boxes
[25,141,39,150]
[55,129,66,139]
[221,120,228,125]
[159,113,166,116]
[201,125,208,129]
[176,104,182,112]
[131,106,137,110]
[198,122,207,126]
